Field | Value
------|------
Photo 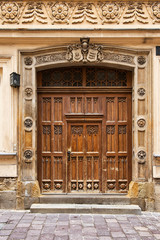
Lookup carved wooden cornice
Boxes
[0,1,160,27]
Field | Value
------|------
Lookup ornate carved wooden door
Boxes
[67,123,101,192]
[37,66,132,193]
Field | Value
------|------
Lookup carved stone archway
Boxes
[17,39,152,209]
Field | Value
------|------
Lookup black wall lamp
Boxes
[10,72,20,88]
[156,46,160,56]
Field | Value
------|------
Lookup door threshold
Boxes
[41,193,128,196]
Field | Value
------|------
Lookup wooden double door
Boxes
[37,67,132,193]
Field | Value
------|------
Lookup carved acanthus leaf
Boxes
[22,2,47,24]
[123,3,148,24]
[72,3,97,24]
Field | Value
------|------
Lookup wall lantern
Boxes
[156,46,160,56]
[10,72,20,88]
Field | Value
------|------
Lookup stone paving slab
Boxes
[0,210,160,239]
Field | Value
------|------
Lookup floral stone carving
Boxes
[137,56,146,65]
[24,150,33,159]
[25,87,33,98]
[1,2,24,24]
[147,2,160,23]
[24,118,33,128]
[24,57,33,66]
[138,88,145,96]
[47,2,72,24]
[138,150,146,160]
[137,118,146,127]
[1,1,160,26]
[98,2,124,24]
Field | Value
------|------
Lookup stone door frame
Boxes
[18,42,152,202]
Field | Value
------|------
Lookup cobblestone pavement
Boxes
[0,211,160,240]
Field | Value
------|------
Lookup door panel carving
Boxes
[68,123,101,192]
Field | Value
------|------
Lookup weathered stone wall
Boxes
[128,181,155,211]
[0,178,17,209]
[16,181,40,210]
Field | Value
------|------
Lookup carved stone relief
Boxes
[24,57,33,66]
[137,118,146,128]
[25,87,33,98]
[123,3,148,24]
[138,150,146,160]
[0,2,24,24]
[36,52,66,65]
[0,1,160,26]
[24,118,33,128]
[138,88,146,96]
[103,52,134,65]
[137,56,146,65]
[47,2,72,24]
[24,150,33,159]
[72,3,97,24]
[22,2,47,24]
[98,2,124,24]
[147,2,160,24]
[66,38,103,63]
[35,41,135,65]
[24,150,33,163]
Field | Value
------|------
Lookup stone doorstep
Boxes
[39,194,131,205]
[30,204,141,215]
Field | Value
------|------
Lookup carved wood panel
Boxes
[38,95,64,192]
[67,123,101,192]
[105,94,132,192]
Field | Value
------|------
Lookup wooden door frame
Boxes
[37,68,132,193]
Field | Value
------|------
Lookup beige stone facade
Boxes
[0,0,160,211]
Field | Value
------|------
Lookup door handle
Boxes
[67,151,71,161]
